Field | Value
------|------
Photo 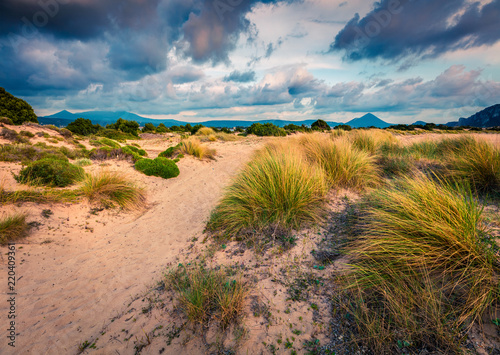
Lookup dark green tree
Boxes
[311,119,330,131]
[142,123,156,133]
[0,87,38,125]
[106,118,140,137]
[66,118,101,135]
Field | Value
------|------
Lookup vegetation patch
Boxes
[0,212,30,245]
[135,157,180,179]
[342,174,499,352]
[15,158,84,187]
[178,138,216,159]
[165,264,248,329]
[80,170,146,210]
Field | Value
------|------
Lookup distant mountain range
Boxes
[38,111,394,129]
[447,104,500,127]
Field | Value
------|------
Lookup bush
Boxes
[343,174,499,352]
[158,145,179,158]
[334,124,352,131]
[0,143,70,163]
[311,119,330,130]
[135,157,180,179]
[208,142,328,236]
[106,118,139,137]
[98,128,136,141]
[0,87,38,125]
[156,123,170,133]
[166,264,247,328]
[97,137,121,149]
[16,158,84,187]
[19,130,34,138]
[75,158,92,167]
[245,122,286,137]
[66,118,101,136]
[121,145,147,162]
[59,128,73,138]
[80,170,146,210]
[1,127,27,143]
[0,117,14,125]
[142,123,156,133]
[0,212,30,245]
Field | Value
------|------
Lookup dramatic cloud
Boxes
[224,70,256,83]
[331,0,500,63]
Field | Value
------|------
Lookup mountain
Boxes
[446,104,500,127]
[412,121,428,126]
[346,113,392,128]
[39,110,345,128]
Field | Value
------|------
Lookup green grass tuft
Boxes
[0,212,30,245]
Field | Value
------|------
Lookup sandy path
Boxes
[0,139,260,354]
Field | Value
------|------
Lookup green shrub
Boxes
[245,122,286,137]
[66,118,101,136]
[159,145,179,158]
[97,137,120,149]
[16,158,84,187]
[0,117,14,125]
[311,119,330,131]
[19,130,35,138]
[121,145,146,162]
[75,158,92,167]
[0,212,30,245]
[106,118,139,137]
[98,128,136,141]
[142,123,156,133]
[0,143,69,163]
[135,157,180,179]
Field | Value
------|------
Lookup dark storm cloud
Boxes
[224,70,256,83]
[0,0,298,95]
[331,0,500,62]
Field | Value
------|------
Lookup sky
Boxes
[1,0,500,124]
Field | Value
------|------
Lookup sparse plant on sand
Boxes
[80,170,147,210]
[0,212,30,245]
[165,264,248,328]
[178,138,216,159]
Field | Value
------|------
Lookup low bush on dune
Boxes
[15,158,84,187]
[121,145,147,161]
[342,174,499,352]
[165,263,248,328]
[178,138,216,159]
[208,143,328,236]
[0,212,30,245]
[74,158,92,167]
[299,135,381,189]
[135,157,180,179]
[158,144,180,158]
[80,170,146,210]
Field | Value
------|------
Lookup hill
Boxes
[40,110,396,129]
[39,110,344,128]
[0,87,38,125]
[447,104,500,127]
[346,113,392,128]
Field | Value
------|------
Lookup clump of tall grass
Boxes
[165,264,247,328]
[299,135,381,189]
[195,127,216,136]
[349,129,397,154]
[0,212,29,245]
[80,170,146,210]
[208,142,328,236]
[178,138,216,159]
[74,158,92,167]
[343,173,499,352]
[446,138,500,193]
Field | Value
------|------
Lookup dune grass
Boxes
[299,135,381,189]
[166,264,248,328]
[343,173,499,351]
[349,129,397,155]
[195,127,216,136]
[208,142,328,236]
[178,138,216,159]
[80,170,146,210]
[0,212,29,245]
[445,137,500,193]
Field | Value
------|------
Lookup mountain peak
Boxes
[347,113,392,128]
